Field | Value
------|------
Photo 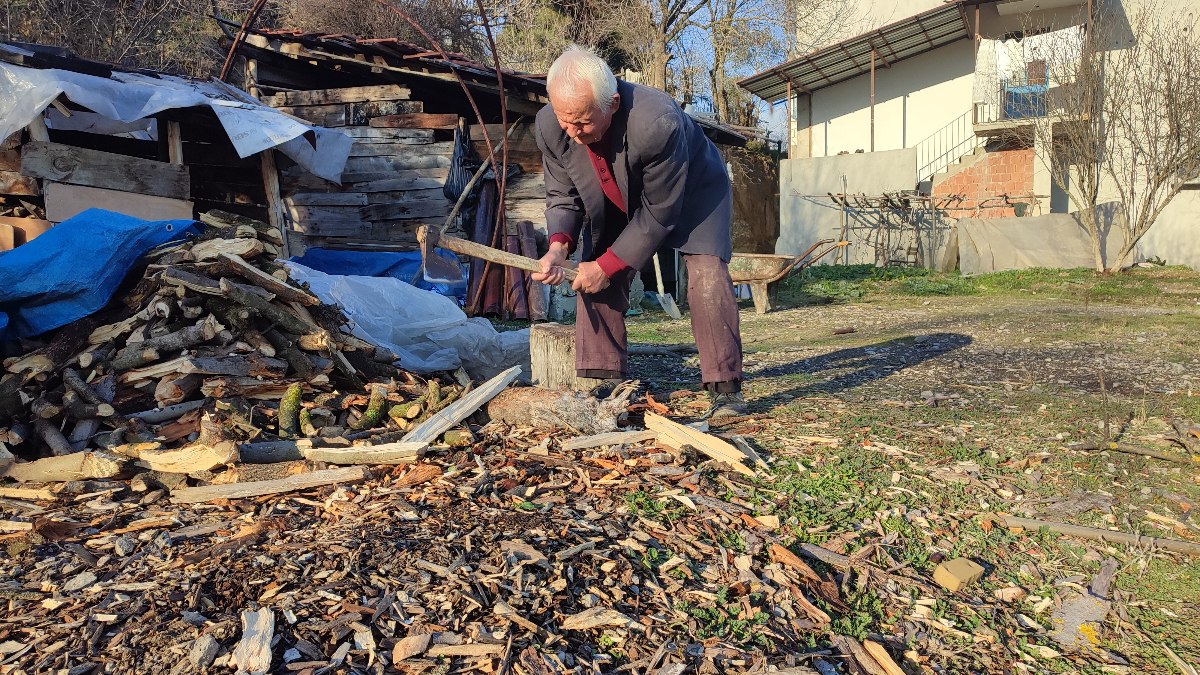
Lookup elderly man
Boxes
[531,45,745,417]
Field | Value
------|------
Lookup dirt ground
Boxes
[626,265,1200,673]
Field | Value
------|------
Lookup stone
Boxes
[62,571,97,593]
[189,634,220,669]
[933,557,985,593]
[113,535,137,557]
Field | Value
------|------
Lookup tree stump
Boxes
[529,323,602,391]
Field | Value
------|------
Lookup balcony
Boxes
[972,77,1050,137]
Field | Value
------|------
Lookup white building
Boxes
[740,0,1200,270]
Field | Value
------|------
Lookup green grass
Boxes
[770,264,1200,307]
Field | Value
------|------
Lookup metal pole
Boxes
[786,80,793,156]
[870,49,876,152]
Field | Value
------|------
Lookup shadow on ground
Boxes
[754,333,973,400]
[632,333,973,403]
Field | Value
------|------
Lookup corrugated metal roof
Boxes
[739,2,986,102]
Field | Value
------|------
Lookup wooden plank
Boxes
[402,366,522,444]
[169,466,369,504]
[166,121,183,164]
[277,101,424,127]
[0,486,56,500]
[562,430,658,452]
[284,192,368,207]
[300,441,427,465]
[260,150,288,257]
[22,141,190,199]
[370,113,458,129]
[341,127,435,142]
[0,216,52,244]
[360,200,452,221]
[292,220,419,241]
[43,182,193,223]
[0,170,39,196]
[644,412,756,476]
[364,187,448,205]
[0,221,12,251]
[350,140,446,156]
[350,172,448,192]
[271,84,412,106]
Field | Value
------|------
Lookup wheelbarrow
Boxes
[728,239,846,314]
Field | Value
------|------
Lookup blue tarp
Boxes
[0,209,198,343]
[290,247,468,302]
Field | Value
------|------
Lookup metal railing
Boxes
[973,77,1050,125]
[915,110,984,185]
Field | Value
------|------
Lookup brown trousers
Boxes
[575,254,743,388]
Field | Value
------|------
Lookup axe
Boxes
[417,225,576,285]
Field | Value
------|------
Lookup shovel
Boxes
[417,225,577,285]
[652,252,683,319]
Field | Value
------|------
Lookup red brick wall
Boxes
[932,146,1036,218]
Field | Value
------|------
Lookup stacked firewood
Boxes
[0,196,44,219]
[0,210,469,484]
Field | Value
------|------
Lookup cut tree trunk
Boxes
[529,323,605,392]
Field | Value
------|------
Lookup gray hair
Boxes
[546,45,618,111]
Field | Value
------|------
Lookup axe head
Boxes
[418,225,465,285]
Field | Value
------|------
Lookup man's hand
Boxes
[531,242,570,286]
[571,261,610,294]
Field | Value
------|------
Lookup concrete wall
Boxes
[778,148,952,266]
[805,40,977,158]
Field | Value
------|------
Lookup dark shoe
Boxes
[707,391,747,418]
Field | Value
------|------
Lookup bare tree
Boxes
[282,0,488,61]
[0,0,256,75]
[994,3,1200,272]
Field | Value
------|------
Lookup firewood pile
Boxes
[0,416,886,675]
[0,209,476,486]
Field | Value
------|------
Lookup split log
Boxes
[402,366,522,444]
[239,440,303,464]
[198,210,284,245]
[996,514,1200,556]
[161,267,223,295]
[3,451,126,482]
[211,253,318,305]
[191,237,264,261]
[62,395,115,419]
[263,329,316,381]
[300,441,426,465]
[112,316,222,370]
[231,608,274,675]
[201,378,304,400]
[486,386,633,435]
[35,419,74,456]
[170,466,369,504]
[0,486,56,500]
[128,400,206,424]
[154,374,201,407]
[644,412,756,476]
[529,323,588,391]
[241,328,276,357]
[121,441,238,473]
[220,277,315,336]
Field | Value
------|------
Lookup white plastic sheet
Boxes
[284,262,531,379]
[0,55,350,182]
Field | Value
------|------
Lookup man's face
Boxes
[550,85,619,145]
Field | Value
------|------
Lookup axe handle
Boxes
[423,226,578,282]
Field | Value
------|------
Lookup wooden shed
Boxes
[0,41,345,255]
